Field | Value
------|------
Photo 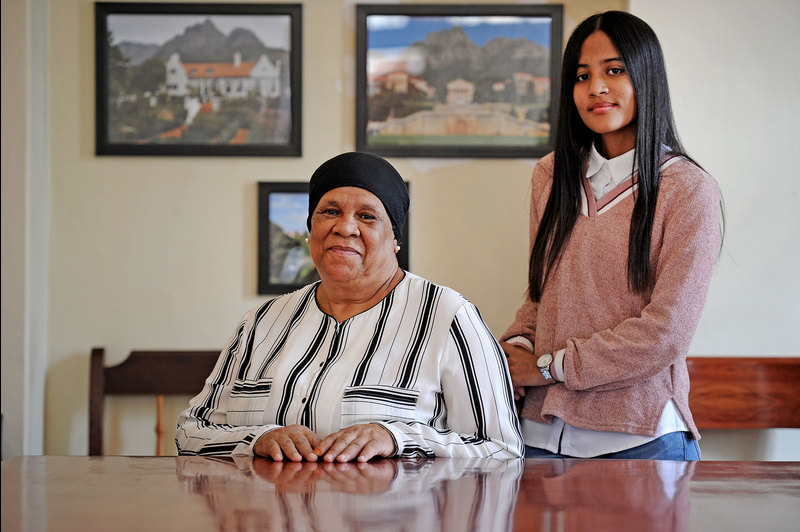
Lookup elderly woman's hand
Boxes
[314,423,396,463]
[254,424,322,462]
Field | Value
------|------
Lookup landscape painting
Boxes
[258,182,410,295]
[356,4,563,158]
[258,183,319,294]
[95,3,301,156]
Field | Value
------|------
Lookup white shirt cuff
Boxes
[505,335,533,353]
[553,348,566,382]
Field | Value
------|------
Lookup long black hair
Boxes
[529,11,690,301]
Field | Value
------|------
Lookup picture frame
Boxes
[258,182,411,295]
[356,3,563,158]
[95,2,302,156]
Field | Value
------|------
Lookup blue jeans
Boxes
[525,431,700,460]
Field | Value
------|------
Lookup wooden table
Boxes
[2,456,798,531]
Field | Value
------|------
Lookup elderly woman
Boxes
[176,152,523,461]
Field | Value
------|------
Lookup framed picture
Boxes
[95,2,302,156]
[258,182,411,294]
[356,3,563,158]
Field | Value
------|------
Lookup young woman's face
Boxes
[573,30,637,158]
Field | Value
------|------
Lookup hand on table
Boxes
[254,424,321,462]
[315,423,396,463]
[254,423,395,463]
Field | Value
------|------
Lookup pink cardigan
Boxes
[503,153,721,440]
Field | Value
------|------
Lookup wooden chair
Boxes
[686,356,800,429]
[89,347,220,456]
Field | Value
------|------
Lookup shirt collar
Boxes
[586,142,637,186]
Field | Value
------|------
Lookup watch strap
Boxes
[538,363,556,384]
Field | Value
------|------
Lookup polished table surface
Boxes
[2,456,799,531]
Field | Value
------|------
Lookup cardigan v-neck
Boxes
[581,145,682,218]
[583,143,638,217]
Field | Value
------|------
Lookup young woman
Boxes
[501,11,722,460]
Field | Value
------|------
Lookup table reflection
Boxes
[176,457,523,532]
[514,460,694,531]
[176,457,694,532]
[5,456,795,531]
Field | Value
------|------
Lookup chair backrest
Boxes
[686,356,800,429]
[89,347,219,455]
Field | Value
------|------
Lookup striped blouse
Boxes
[176,272,523,458]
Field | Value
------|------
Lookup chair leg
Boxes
[155,394,164,456]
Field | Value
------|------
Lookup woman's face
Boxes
[309,186,398,287]
[573,30,637,158]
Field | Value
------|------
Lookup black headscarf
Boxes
[306,152,409,241]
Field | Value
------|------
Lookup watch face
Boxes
[537,353,553,368]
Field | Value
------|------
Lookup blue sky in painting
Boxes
[270,193,309,235]
[367,15,552,49]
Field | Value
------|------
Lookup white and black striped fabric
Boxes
[176,272,523,458]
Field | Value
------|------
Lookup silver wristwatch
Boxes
[537,353,556,384]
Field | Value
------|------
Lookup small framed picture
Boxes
[95,2,302,156]
[258,182,411,294]
[356,3,563,158]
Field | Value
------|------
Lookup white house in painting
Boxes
[165,52,282,100]
[446,79,475,106]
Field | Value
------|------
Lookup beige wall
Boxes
[631,0,800,460]
[2,0,49,460]
[2,0,798,459]
[41,0,625,456]
[2,0,30,459]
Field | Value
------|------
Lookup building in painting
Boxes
[369,70,435,98]
[511,72,550,101]
[445,79,475,106]
[165,52,282,100]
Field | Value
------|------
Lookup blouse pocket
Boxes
[227,378,273,426]
[341,385,419,426]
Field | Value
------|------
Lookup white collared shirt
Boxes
[585,142,637,201]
